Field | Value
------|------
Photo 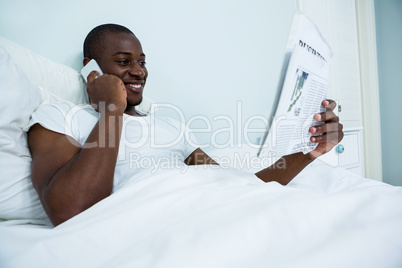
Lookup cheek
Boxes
[116,69,129,78]
[102,65,127,77]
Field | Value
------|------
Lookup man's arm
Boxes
[254,152,314,185]
[184,148,219,166]
[28,72,127,226]
[255,100,343,185]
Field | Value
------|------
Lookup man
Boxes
[27,24,343,226]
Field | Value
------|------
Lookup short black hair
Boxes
[83,24,134,59]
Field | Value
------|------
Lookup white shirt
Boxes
[26,101,198,191]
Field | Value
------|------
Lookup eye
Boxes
[139,61,146,67]
[117,59,130,65]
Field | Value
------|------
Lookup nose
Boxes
[128,62,146,78]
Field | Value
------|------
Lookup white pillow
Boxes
[0,37,88,105]
[0,37,153,114]
[0,45,48,223]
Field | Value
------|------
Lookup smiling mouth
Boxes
[125,83,144,93]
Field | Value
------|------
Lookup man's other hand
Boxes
[308,99,344,159]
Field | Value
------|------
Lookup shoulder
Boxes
[25,101,97,144]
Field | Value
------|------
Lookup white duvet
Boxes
[1,164,402,268]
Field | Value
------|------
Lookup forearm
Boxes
[254,152,315,185]
[184,148,219,165]
[40,112,123,225]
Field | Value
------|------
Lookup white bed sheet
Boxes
[1,164,401,268]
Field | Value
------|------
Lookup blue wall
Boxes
[0,0,296,149]
[374,0,402,186]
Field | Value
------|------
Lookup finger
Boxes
[87,70,100,84]
[314,110,339,122]
[322,99,337,111]
[310,130,344,143]
[120,80,127,98]
[310,122,343,135]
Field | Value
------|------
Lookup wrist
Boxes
[97,102,126,116]
[306,150,320,161]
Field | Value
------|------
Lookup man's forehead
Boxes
[103,32,142,51]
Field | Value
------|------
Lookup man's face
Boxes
[96,32,148,107]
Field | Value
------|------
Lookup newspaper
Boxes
[258,12,332,159]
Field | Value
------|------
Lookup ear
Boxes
[83,57,91,66]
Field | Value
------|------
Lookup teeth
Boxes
[127,84,141,88]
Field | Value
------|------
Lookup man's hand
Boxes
[86,71,127,114]
[308,99,344,159]
[255,99,343,185]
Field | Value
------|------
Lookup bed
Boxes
[1,37,402,268]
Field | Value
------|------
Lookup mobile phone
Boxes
[80,59,104,83]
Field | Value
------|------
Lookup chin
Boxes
[127,96,143,107]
